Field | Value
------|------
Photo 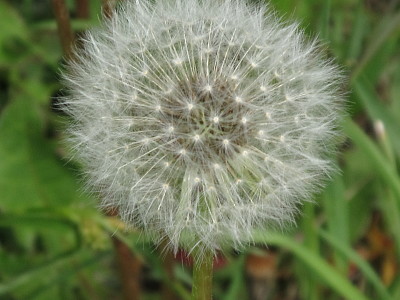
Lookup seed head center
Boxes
[152,78,252,165]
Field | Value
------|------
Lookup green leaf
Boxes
[0,95,87,212]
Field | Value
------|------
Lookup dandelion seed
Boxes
[235,96,243,103]
[172,58,184,65]
[250,61,258,68]
[204,85,213,92]
[193,134,201,142]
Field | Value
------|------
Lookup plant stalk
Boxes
[191,249,214,300]
[76,0,90,19]
[51,0,74,60]
[106,208,142,300]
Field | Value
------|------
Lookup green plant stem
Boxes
[192,249,214,300]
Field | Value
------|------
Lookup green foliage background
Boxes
[0,0,400,299]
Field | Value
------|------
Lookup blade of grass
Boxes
[221,254,246,300]
[375,123,400,259]
[351,10,400,80]
[298,203,320,300]
[378,187,400,259]
[319,229,392,300]
[331,8,345,59]
[318,0,331,40]
[323,176,349,272]
[353,78,400,157]
[253,232,369,300]
[346,6,368,64]
[343,119,400,203]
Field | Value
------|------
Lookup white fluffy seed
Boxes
[62,0,344,256]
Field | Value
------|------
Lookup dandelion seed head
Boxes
[62,0,344,255]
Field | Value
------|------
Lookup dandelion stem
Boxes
[192,249,213,300]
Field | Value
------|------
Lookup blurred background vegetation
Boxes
[0,0,400,299]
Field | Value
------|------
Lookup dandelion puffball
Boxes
[62,0,344,254]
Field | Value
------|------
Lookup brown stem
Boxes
[159,238,177,300]
[76,0,90,19]
[112,237,142,300]
[51,0,74,60]
[107,208,142,300]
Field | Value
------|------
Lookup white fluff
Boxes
[62,0,344,255]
